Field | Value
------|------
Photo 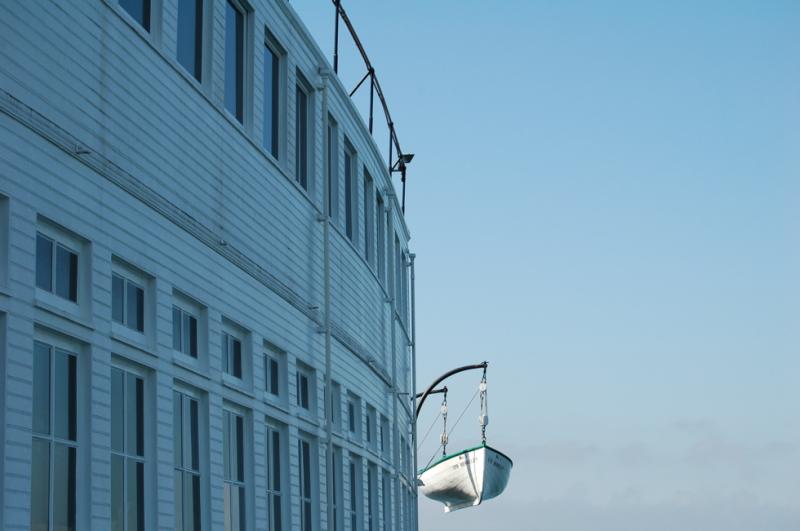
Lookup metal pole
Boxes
[401,165,407,214]
[333,0,340,73]
[388,122,394,174]
[369,70,374,134]
[320,70,335,531]
[415,362,488,418]
[409,253,418,531]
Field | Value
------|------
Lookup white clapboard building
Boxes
[0,0,418,530]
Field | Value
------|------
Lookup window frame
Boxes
[363,169,374,265]
[347,453,362,531]
[173,386,207,531]
[224,0,248,125]
[295,361,316,415]
[118,0,152,33]
[176,0,204,81]
[326,114,339,220]
[222,406,249,531]
[263,343,286,402]
[294,73,313,192]
[298,434,316,531]
[263,31,285,161]
[344,140,356,241]
[265,420,287,531]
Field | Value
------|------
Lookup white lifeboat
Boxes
[418,443,513,512]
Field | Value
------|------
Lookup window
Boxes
[173,306,198,358]
[31,340,78,531]
[264,348,283,397]
[223,409,246,531]
[111,365,146,531]
[177,0,203,81]
[376,196,385,284]
[347,393,361,436]
[326,116,339,219]
[120,0,151,31]
[367,464,377,531]
[394,236,403,307]
[222,332,242,379]
[266,423,284,531]
[174,390,202,531]
[344,145,354,240]
[348,455,361,531]
[330,446,343,531]
[381,472,391,531]
[263,39,281,158]
[363,170,373,263]
[379,416,389,455]
[225,0,245,122]
[36,232,78,302]
[298,437,314,531]
[295,81,309,190]
[112,273,144,332]
[295,363,315,413]
[366,406,377,449]
[329,381,342,432]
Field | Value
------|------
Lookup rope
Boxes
[420,388,480,471]
[417,410,441,448]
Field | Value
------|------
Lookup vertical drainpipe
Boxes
[387,198,399,529]
[409,253,418,531]
[319,66,334,531]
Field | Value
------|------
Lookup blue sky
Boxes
[292,1,799,529]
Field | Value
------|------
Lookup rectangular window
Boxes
[174,391,201,531]
[381,472,390,531]
[295,83,309,190]
[221,332,242,379]
[263,42,280,158]
[330,381,342,432]
[120,0,151,31]
[331,446,343,531]
[376,196,385,283]
[265,353,280,396]
[177,0,203,81]
[348,456,361,531]
[223,410,246,531]
[31,340,77,531]
[266,424,283,531]
[225,0,244,123]
[112,273,144,332]
[366,406,377,449]
[36,232,78,302]
[394,236,402,308]
[379,416,389,454]
[363,170,373,263]
[298,438,313,531]
[295,368,310,410]
[326,116,338,219]
[111,366,145,531]
[172,306,198,358]
[344,146,354,240]
[367,464,377,531]
[348,400,355,434]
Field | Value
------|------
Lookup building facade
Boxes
[0,0,417,530]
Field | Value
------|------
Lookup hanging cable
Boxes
[439,388,448,456]
[479,367,489,444]
[421,388,481,471]
[418,410,441,448]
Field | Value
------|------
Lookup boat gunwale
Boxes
[417,443,513,475]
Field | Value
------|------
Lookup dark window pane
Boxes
[303,501,311,531]
[264,45,280,157]
[36,233,53,292]
[273,494,282,531]
[125,373,144,456]
[345,152,353,239]
[188,315,198,357]
[174,472,183,531]
[135,376,144,456]
[33,342,51,435]
[302,441,311,498]
[222,334,229,374]
[232,338,241,378]
[127,460,145,531]
[225,1,244,122]
[120,0,151,31]
[173,392,182,466]
[173,307,182,351]
[112,274,125,323]
[300,375,308,409]
[235,415,244,481]
[53,351,76,441]
[223,411,231,480]
[30,438,50,531]
[55,245,77,301]
[111,454,124,531]
[177,0,203,81]
[111,368,125,452]
[238,485,246,530]
[295,86,308,189]
[190,473,201,531]
[53,443,76,531]
[270,358,279,395]
[271,430,281,489]
[189,398,199,470]
[127,283,144,332]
